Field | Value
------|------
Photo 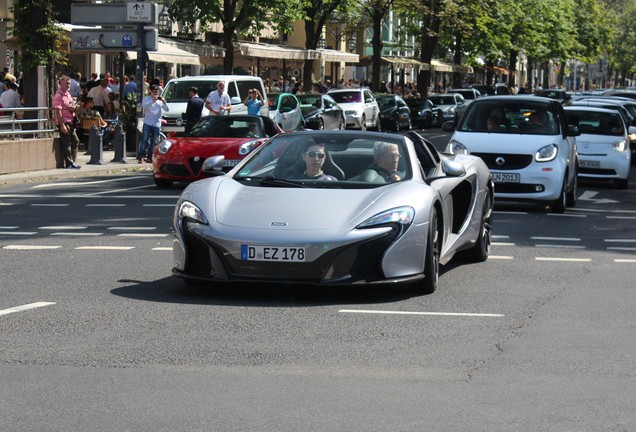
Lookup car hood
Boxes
[211,178,392,230]
[451,131,563,154]
[337,102,365,111]
[171,137,262,158]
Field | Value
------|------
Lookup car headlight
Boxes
[448,139,467,155]
[628,132,636,142]
[158,138,174,155]
[238,139,261,156]
[612,139,627,152]
[535,144,558,162]
[418,109,428,116]
[358,206,415,229]
[177,201,209,225]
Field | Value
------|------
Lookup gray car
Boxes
[172,130,494,295]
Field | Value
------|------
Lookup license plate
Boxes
[579,160,600,168]
[492,172,520,183]
[241,245,306,262]
[223,159,241,167]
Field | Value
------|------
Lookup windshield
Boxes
[377,96,397,109]
[187,117,265,138]
[232,132,411,187]
[405,99,430,109]
[297,95,321,111]
[428,96,455,105]
[566,110,624,136]
[458,100,560,135]
[162,80,222,102]
[329,91,362,104]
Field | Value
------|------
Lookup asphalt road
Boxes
[1,131,635,431]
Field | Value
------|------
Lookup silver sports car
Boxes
[172,130,494,294]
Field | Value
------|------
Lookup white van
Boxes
[160,75,268,131]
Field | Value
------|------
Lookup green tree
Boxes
[10,0,67,108]
[167,0,303,74]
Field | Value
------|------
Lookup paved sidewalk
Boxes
[0,151,153,187]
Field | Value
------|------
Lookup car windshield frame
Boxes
[186,116,265,138]
[232,132,412,188]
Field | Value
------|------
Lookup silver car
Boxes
[328,88,381,131]
[172,130,494,295]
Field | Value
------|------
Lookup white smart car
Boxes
[564,106,632,189]
[447,96,579,213]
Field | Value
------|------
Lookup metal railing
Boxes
[0,107,56,139]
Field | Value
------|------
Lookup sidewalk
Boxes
[0,151,153,187]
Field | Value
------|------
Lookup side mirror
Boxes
[442,120,455,132]
[442,158,466,177]
[201,155,226,176]
[230,96,242,105]
[566,125,580,137]
[628,126,636,135]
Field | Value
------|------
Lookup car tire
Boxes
[339,116,346,130]
[459,189,493,262]
[416,208,440,295]
[405,117,412,131]
[317,118,324,130]
[566,169,578,207]
[551,176,567,213]
[374,115,382,132]
[393,116,400,132]
[154,176,173,189]
[615,177,629,189]
[360,115,367,131]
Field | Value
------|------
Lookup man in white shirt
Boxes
[87,79,109,114]
[205,81,232,115]
[0,81,22,109]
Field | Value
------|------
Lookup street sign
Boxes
[71,29,158,52]
[71,3,158,26]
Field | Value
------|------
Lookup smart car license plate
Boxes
[223,159,241,167]
[241,245,306,262]
[579,160,600,168]
[492,172,520,183]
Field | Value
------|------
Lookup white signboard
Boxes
[127,2,153,22]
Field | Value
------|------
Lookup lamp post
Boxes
[158,4,171,35]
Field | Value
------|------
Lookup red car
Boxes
[152,115,282,188]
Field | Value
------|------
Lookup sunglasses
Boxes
[305,151,325,159]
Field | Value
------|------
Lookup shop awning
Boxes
[128,41,200,65]
[317,49,359,63]
[430,60,454,73]
[237,42,319,60]
[381,56,429,70]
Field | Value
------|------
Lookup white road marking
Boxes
[494,211,528,215]
[531,236,580,241]
[116,233,169,238]
[87,184,155,196]
[492,235,509,239]
[3,245,61,250]
[31,177,143,189]
[0,302,55,317]
[534,244,586,249]
[143,204,176,207]
[489,255,514,260]
[546,213,586,218]
[339,309,504,317]
[606,216,636,220]
[50,232,103,236]
[0,202,14,206]
[572,207,636,214]
[535,257,592,262]
[107,226,156,231]
[492,242,515,246]
[31,204,69,207]
[75,246,135,250]
[604,239,636,243]
[615,259,636,263]
[0,226,19,229]
[39,226,87,230]
[85,204,126,207]
[607,247,636,251]
[0,231,37,236]
[151,247,172,251]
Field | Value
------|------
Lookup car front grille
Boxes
[579,167,617,175]
[160,164,192,177]
[472,152,533,170]
[188,157,205,175]
[182,224,401,284]
[494,183,544,193]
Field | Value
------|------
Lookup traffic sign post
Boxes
[70,2,160,162]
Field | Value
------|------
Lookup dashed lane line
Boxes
[2,245,61,250]
[75,246,135,250]
[339,309,504,317]
[0,302,56,317]
[535,257,592,262]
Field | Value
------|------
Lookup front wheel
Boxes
[339,116,345,130]
[566,170,578,207]
[459,190,493,262]
[415,209,440,295]
[360,115,367,131]
[551,176,567,213]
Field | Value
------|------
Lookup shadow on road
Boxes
[111,276,420,307]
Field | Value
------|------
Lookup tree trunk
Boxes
[222,30,234,74]
[370,13,383,93]
[507,50,518,87]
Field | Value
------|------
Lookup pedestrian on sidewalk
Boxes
[138,84,169,163]
[52,75,81,169]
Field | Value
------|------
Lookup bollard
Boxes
[110,125,127,163]
[87,125,104,165]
